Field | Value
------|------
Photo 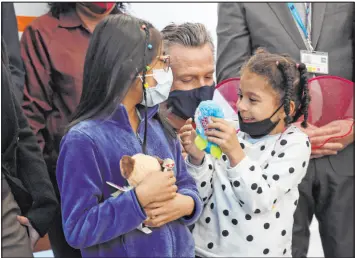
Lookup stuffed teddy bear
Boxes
[115,153,175,234]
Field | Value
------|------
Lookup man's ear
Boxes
[120,155,135,179]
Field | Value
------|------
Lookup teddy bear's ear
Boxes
[154,156,164,166]
[120,155,135,179]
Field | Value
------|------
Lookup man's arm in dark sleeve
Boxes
[12,73,58,237]
[216,3,252,83]
[1,2,25,102]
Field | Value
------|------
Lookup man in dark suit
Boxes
[1,39,58,257]
[216,3,354,257]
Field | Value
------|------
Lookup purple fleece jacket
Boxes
[56,104,203,257]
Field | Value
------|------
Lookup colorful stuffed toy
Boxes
[194,100,225,159]
[107,154,175,234]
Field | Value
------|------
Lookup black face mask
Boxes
[167,83,215,120]
[238,104,284,138]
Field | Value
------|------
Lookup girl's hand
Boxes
[135,171,178,207]
[143,193,194,227]
[206,117,245,166]
[179,118,205,165]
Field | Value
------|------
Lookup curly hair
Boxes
[241,48,311,128]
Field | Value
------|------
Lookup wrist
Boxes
[135,185,150,207]
[227,148,245,167]
[182,195,195,217]
[188,152,205,166]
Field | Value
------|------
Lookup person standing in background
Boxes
[160,23,215,158]
[216,3,354,257]
[1,2,25,102]
[20,3,125,257]
[2,39,58,258]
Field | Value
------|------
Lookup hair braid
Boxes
[298,63,311,128]
[277,61,294,125]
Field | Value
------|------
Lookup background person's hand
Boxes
[17,216,40,250]
[135,171,177,207]
[143,193,194,227]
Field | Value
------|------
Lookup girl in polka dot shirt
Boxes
[180,49,312,257]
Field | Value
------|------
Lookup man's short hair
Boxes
[161,22,214,53]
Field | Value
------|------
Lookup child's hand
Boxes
[206,117,245,167]
[135,171,178,207]
[179,118,205,165]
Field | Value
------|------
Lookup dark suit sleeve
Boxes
[1,3,25,102]
[11,66,58,237]
[216,3,252,83]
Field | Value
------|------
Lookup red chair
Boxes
[297,75,354,149]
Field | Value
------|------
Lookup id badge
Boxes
[300,50,329,74]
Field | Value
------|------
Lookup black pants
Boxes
[292,143,354,258]
[48,210,82,258]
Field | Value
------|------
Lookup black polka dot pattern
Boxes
[294,200,298,206]
[262,174,267,180]
[286,189,291,193]
[264,164,269,169]
[210,203,214,209]
[207,242,213,249]
[210,177,213,183]
[249,165,255,171]
[232,219,238,225]
[288,132,294,135]
[201,181,206,187]
[264,223,270,229]
[222,184,226,191]
[240,143,245,149]
[283,249,287,255]
[257,187,263,194]
[208,194,213,200]
[289,167,295,173]
[222,155,227,161]
[245,214,252,220]
[251,183,258,190]
[222,230,229,237]
[273,199,277,204]
[302,161,306,167]
[233,180,240,187]
[306,141,310,147]
[202,197,207,202]
[263,249,269,254]
[246,235,253,241]
[240,200,245,204]
[271,150,276,156]
[223,210,229,216]
[276,212,280,218]
[254,209,261,214]
[273,174,280,181]
[281,230,286,236]
[280,139,287,146]
[278,152,285,158]
[208,164,213,170]
[260,145,265,151]
[205,217,211,223]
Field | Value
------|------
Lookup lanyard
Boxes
[288,3,311,40]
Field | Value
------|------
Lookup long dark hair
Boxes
[48,3,126,18]
[242,48,311,128]
[67,14,176,144]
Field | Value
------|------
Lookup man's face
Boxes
[169,43,215,91]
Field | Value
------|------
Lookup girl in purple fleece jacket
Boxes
[56,15,203,257]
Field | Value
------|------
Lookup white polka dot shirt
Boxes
[186,125,311,257]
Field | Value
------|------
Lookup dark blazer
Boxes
[1,3,25,101]
[1,40,58,237]
[217,3,354,82]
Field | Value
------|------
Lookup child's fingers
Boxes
[179,124,194,134]
[207,136,225,146]
[180,131,192,139]
[205,129,228,140]
[207,121,231,133]
[210,117,229,125]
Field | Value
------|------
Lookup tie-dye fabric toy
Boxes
[194,100,224,159]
